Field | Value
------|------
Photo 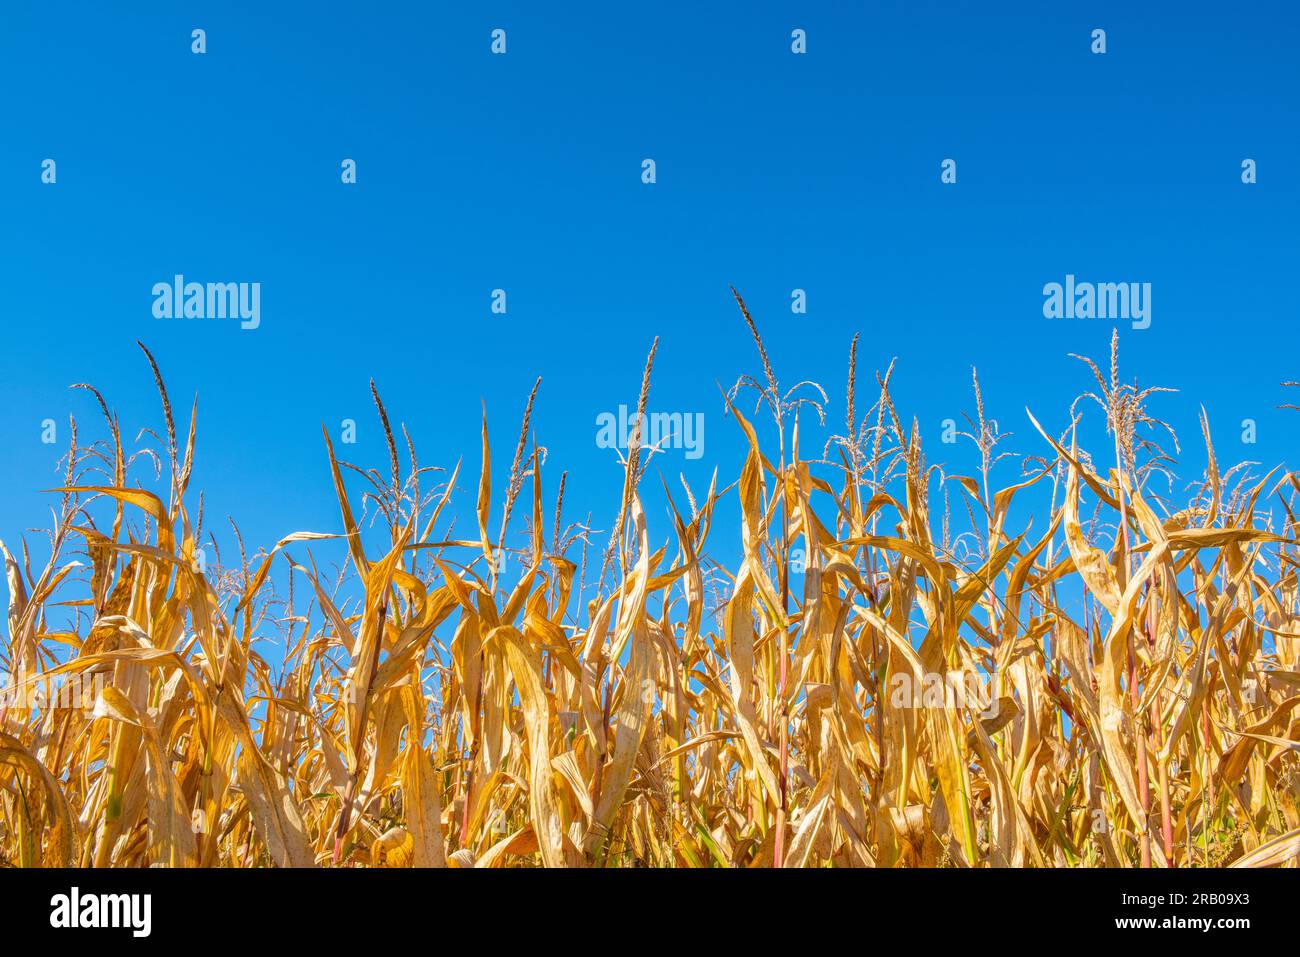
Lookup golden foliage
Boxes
[2,325,1299,869]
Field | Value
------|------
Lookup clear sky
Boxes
[1,2,1297,607]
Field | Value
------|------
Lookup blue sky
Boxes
[1,2,1297,613]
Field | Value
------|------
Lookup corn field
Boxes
[3,293,1299,869]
